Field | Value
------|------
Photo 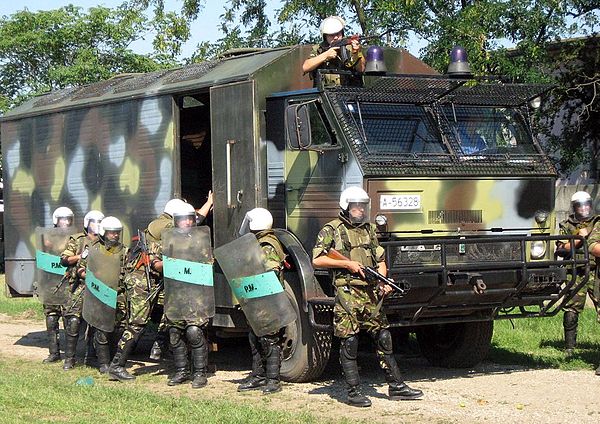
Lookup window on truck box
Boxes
[343,102,447,155]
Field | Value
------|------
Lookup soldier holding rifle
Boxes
[312,186,423,407]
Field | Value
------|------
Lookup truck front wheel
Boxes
[280,276,332,382]
[416,320,493,368]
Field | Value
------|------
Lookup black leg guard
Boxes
[374,329,423,400]
[238,331,267,392]
[94,330,111,373]
[187,325,208,389]
[262,335,282,395]
[83,324,97,367]
[108,326,142,382]
[43,314,61,363]
[167,327,189,386]
[150,330,168,361]
[563,311,578,356]
[63,316,80,370]
[340,336,371,407]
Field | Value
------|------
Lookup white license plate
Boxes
[380,194,421,210]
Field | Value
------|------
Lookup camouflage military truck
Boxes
[0,45,586,381]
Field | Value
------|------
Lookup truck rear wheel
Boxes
[280,276,332,382]
[416,320,493,368]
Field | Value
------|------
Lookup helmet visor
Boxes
[572,199,592,220]
[56,216,73,228]
[174,213,195,231]
[347,201,370,224]
[87,219,101,235]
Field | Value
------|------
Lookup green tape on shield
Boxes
[163,256,214,286]
[85,270,117,309]
[230,271,283,300]
[35,250,67,275]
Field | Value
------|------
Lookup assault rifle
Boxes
[52,272,70,295]
[325,248,409,295]
[136,230,152,292]
[329,30,394,65]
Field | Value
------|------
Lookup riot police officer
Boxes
[60,210,104,370]
[41,206,75,363]
[557,191,600,357]
[237,208,287,394]
[150,202,213,388]
[312,187,423,407]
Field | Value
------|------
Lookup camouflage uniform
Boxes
[238,230,286,394]
[558,215,600,353]
[59,231,94,369]
[308,42,363,87]
[312,212,422,404]
[79,239,129,372]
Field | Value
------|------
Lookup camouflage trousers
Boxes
[117,269,165,351]
[564,271,600,321]
[63,284,85,318]
[333,284,389,338]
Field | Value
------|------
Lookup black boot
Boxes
[340,336,371,407]
[94,330,111,374]
[63,316,80,370]
[262,337,282,395]
[108,332,139,382]
[238,331,266,392]
[167,328,189,386]
[563,311,578,357]
[187,326,208,389]
[596,365,600,376]
[83,324,97,367]
[150,329,168,361]
[43,314,61,363]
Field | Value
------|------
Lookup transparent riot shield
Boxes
[82,244,122,332]
[163,226,215,324]
[214,233,296,337]
[34,227,77,306]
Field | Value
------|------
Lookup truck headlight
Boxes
[530,240,547,259]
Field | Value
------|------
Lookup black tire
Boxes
[280,273,332,382]
[416,320,493,368]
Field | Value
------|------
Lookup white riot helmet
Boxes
[239,208,273,236]
[164,198,186,217]
[339,186,371,224]
[52,206,74,228]
[571,191,593,221]
[83,210,105,235]
[99,216,123,247]
[320,16,345,36]
[172,202,196,230]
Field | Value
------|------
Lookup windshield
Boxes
[344,102,448,155]
[441,105,537,155]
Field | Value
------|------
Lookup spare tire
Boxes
[416,320,493,368]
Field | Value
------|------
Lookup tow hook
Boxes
[447,272,486,295]
[472,278,486,295]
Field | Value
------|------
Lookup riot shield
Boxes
[214,233,296,337]
[34,227,77,306]
[82,244,122,332]
[163,226,215,324]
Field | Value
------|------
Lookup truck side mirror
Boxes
[286,103,312,149]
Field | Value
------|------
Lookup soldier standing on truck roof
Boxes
[556,191,600,359]
[59,210,105,370]
[302,16,365,86]
[106,194,213,382]
[576,194,600,376]
[78,216,129,374]
[40,207,75,364]
[236,208,288,395]
[312,186,423,407]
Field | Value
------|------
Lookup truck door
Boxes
[210,81,258,248]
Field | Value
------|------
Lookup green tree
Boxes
[0,5,169,112]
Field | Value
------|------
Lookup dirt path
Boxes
[1,313,599,424]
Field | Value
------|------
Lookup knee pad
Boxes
[375,329,393,355]
[66,316,80,337]
[169,327,184,347]
[340,335,359,361]
[259,334,279,356]
[94,330,109,345]
[46,314,60,329]
[564,311,579,331]
[185,325,206,349]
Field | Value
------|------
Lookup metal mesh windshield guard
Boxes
[324,78,556,177]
